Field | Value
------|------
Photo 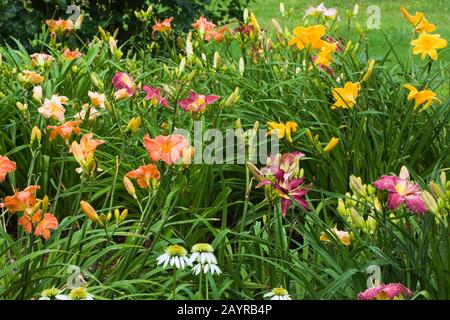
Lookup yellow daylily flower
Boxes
[267,121,298,142]
[315,42,336,67]
[411,32,447,60]
[403,84,439,112]
[323,137,340,153]
[331,81,360,110]
[288,25,327,51]
[400,6,436,33]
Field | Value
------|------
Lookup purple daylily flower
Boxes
[143,85,169,108]
[178,91,220,114]
[373,166,427,214]
[358,283,413,300]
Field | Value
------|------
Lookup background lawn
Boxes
[249,0,450,60]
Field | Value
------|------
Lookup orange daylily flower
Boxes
[331,81,360,110]
[88,91,107,109]
[126,164,161,188]
[288,25,327,51]
[63,48,83,60]
[403,84,439,112]
[192,16,216,34]
[0,155,16,183]
[18,210,59,241]
[45,19,74,34]
[143,134,189,165]
[47,120,81,144]
[69,133,105,159]
[0,186,40,213]
[152,17,174,37]
[411,32,447,60]
[400,6,436,33]
[18,70,44,85]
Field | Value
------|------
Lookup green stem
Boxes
[172,269,177,300]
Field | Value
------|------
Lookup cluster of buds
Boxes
[305,129,340,154]
[421,171,450,226]
[336,176,380,233]
[98,27,123,60]
[134,5,153,23]
[80,201,128,226]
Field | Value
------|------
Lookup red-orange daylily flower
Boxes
[0,186,40,213]
[126,164,161,188]
[143,134,189,165]
[47,120,81,144]
[0,155,16,183]
[152,17,174,37]
[18,210,59,240]
[62,48,83,60]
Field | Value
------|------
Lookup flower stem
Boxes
[172,269,177,300]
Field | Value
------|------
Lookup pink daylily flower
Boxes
[112,72,137,96]
[373,166,427,214]
[178,91,220,114]
[143,85,169,108]
[358,283,413,300]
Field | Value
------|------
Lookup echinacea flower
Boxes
[56,287,94,300]
[263,287,292,300]
[267,121,298,143]
[30,53,54,67]
[400,6,436,33]
[143,134,189,165]
[88,91,107,109]
[152,17,174,38]
[0,155,16,183]
[38,95,69,122]
[331,81,360,110]
[305,3,338,19]
[411,32,447,60]
[157,244,191,269]
[39,288,62,300]
[190,243,222,275]
[47,120,81,144]
[178,91,220,114]
[112,72,137,96]
[126,164,161,188]
[62,48,83,60]
[403,84,439,112]
[358,283,413,300]
[18,70,44,85]
[320,227,351,246]
[373,166,427,214]
[143,85,169,107]
[288,25,327,51]
[0,186,40,213]
[18,210,59,241]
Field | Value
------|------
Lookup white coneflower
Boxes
[190,243,222,275]
[39,287,62,300]
[55,287,94,300]
[263,287,292,300]
[157,244,191,269]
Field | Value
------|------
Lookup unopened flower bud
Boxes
[31,126,42,145]
[80,201,100,224]
[123,176,137,199]
[126,117,141,133]
[422,190,438,214]
[239,57,245,75]
[32,85,43,102]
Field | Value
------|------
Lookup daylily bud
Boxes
[337,198,347,216]
[80,201,100,224]
[114,208,120,221]
[366,215,377,233]
[349,175,368,198]
[422,190,438,214]
[123,176,137,199]
[119,209,128,222]
[16,101,28,112]
[247,162,263,182]
[279,2,286,16]
[32,85,43,102]
[250,13,260,34]
[236,118,242,130]
[243,8,249,22]
[323,137,339,153]
[224,87,240,107]
[178,57,186,76]
[305,129,314,143]
[41,195,49,213]
[126,117,142,133]
[430,182,446,199]
[272,19,283,34]
[31,126,42,145]
[213,51,221,70]
[440,171,447,186]
[90,73,102,89]
[343,41,352,55]
[186,32,193,57]
[349,208,365,229]
[353,3,359,16]
[239,57,245,75]
[361,59,375,82]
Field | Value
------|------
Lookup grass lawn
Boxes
[249,0,450,60]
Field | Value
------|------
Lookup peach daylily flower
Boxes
[0,186,40,213]
[88,91,107,109]
[47,120,81,144]
[45,19,74,34]
[0,155,16,182]
[411,32,447,61]
[288,24,327,51]
[126,164,161,188]
[69,133,105,159]
[18,210,59,241]
[192,16,216,34]
[331,81,360,110]
[18,70,44,85]
[320,227,351,246]
[30,53,54,67]
[143,134,189,165]
[38,95,69,122]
